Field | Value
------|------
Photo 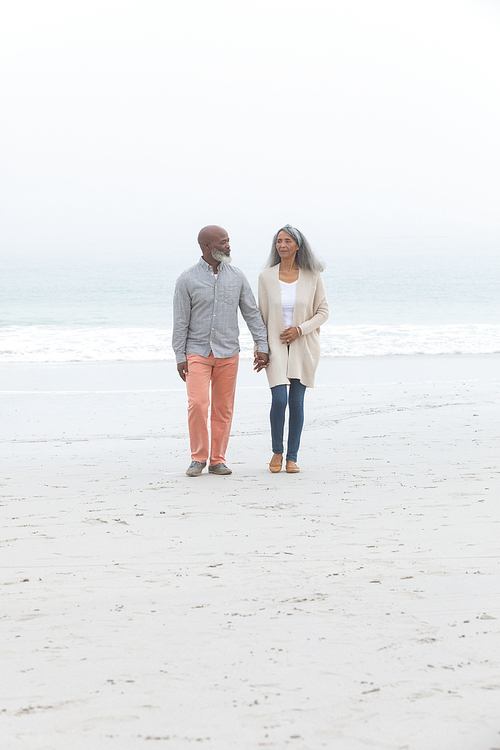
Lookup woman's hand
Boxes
[280,326,301,345]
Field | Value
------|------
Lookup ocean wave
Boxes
[1,324,499,363]
[317,323,500,357]
[0,326,169,363]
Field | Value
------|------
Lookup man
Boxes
[172,225,269,476]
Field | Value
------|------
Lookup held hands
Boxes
[253,351,269,372]
[280,326,301,345]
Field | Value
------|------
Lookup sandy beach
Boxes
[1,355,499,750]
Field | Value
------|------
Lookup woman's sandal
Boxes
[269,454,283,473]
[286,461,300,473]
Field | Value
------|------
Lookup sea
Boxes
[1,247,499,363]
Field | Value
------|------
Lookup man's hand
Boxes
[253,352,269,373]
[177,361,189,381]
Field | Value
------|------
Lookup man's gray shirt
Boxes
[172,258,268,364]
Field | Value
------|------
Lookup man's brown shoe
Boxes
[208,463,232,475]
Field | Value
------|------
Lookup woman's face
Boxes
[276,231,299,262]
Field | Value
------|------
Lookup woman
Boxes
[256,224,329,473]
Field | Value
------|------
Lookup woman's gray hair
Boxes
[266,224,325,272]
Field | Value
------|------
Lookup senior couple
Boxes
[172,224,329,476]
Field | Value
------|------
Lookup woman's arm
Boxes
[296,274,329,336]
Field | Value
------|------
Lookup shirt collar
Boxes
[199,256,226,274]
[199,256,218,272]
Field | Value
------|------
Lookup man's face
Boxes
[210,232,231,264]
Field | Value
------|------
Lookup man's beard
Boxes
[211,248,232,264]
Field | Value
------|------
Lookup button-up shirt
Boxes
[172,257,268,364]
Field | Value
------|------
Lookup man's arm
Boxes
[172,277,191,380]
[253,272,269,371]
[238,275,269,356]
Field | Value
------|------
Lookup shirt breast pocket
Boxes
[221,285,240,305]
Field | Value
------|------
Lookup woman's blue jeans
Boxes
[270,379,306,462]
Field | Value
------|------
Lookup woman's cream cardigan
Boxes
[258,265,329,388]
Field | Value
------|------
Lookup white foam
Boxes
[1,323,499,363]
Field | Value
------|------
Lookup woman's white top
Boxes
[280,280,298,328]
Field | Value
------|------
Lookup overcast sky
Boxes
[1,0,499,260]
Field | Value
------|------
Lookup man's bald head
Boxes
[198,225,231,267]
[197,225,228,247]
